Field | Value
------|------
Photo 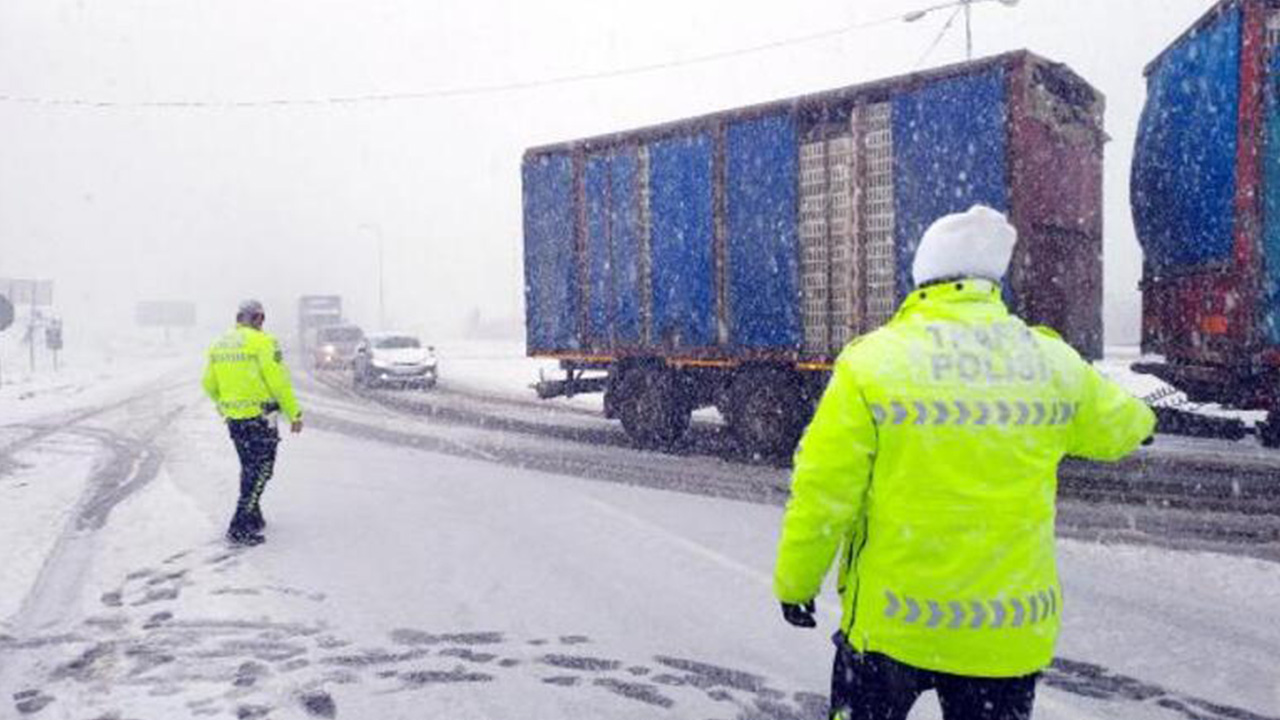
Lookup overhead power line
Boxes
[0,7,930,110]
[906,0,1024,63]
[914,6,964,69]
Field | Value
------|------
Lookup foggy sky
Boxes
[0,0,1217,349]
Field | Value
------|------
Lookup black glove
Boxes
[781,600,817,628]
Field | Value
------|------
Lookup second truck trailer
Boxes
[522,51,1106,454]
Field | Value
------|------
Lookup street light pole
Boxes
[964,0,973,60]
[378,233,385,330]
[359,223,386,330]
[904,0,1019,62]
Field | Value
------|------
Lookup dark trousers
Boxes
[227,416,279,534]
[830,635,1037,720]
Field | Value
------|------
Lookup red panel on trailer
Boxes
[1007,57,1107,359]
[1141,272,1243,365]
[1233,0,1267,348]
[1012,123,1103,230]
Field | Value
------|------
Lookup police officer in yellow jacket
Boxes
[774,206,1155,720]
[202,300,303,546]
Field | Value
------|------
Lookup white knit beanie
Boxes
[911,205,1017,287]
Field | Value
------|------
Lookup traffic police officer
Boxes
[774,206,1155,720]
[202,299,303,545]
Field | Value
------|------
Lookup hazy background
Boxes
[0,0,1217,353]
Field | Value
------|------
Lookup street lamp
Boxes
[903,0,1020,60]
[359,223,386,330]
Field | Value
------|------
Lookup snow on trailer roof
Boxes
[523,50,1101,158]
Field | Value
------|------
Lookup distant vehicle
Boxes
[1130,0,1280,448]
[522,51,1105,454]
[353,332,437,389]
[297,294,343,356]
[313,323,365,370]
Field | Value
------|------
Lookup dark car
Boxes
[312,324,365,370]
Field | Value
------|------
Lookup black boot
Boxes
[226,528,265,546]
[245,507,266,534]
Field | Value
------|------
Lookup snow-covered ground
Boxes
[2,347,1278,719]
[0,329,194,424]
[430,338,558,402]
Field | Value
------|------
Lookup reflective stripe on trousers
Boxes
[227,416,279,532]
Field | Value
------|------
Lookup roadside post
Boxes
[1,278,55,376]
[46,319,63,371]
[26,309,40,373]
[0,294,13,386]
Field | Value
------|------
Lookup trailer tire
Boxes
[729,368,808,457]
[616,368,691,448]
[1262,409,1280,449]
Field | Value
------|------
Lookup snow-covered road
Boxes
[1,361,1277,719]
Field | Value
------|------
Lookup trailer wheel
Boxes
[729,369,808,457]
[1262,409,1280,449]
[616,368,691,448]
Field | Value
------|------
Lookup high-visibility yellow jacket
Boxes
[202,325,302,422]
[774,279,1154,678]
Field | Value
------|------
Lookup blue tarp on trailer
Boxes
[649,134,717,348]
[585,155,612,346]
[522,153,579,352]
[726,114,802,349]
[892,69,1010,298]
[610,152,645,346]
[584,152,644,348]
[1132,4,1240,271]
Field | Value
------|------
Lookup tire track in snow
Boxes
[0,376,189,470]
[305,369,775,466]
[0,379,193,649]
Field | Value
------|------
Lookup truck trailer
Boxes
[1131,0,1280,447]
[297,295,343,356]
[523,51,1106,454]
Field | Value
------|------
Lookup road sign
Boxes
[0,295,12,332]
[298,295,342,326]
[0,278,53,306]
[46,321,63,350]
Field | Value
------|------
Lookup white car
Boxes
[352,333,438,390]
